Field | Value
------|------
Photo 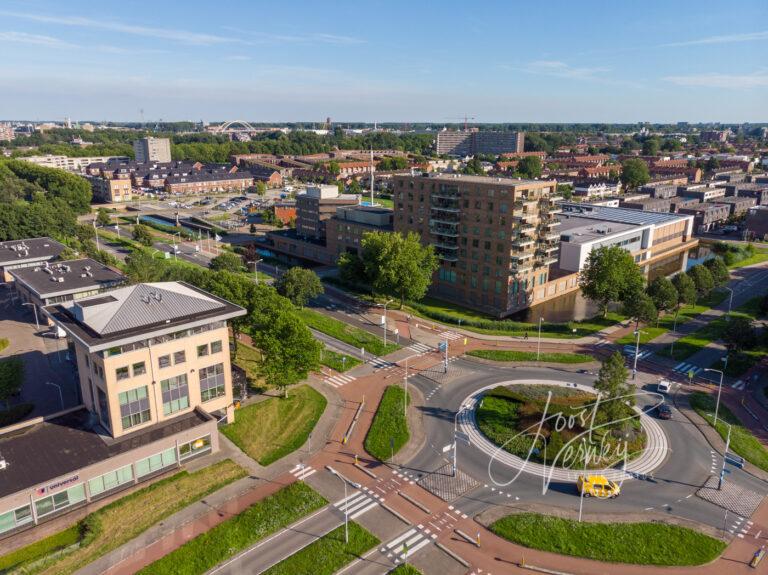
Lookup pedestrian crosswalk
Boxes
[289,464,316,481]
[408,342,431,354]
[672,362,703,376]
[439,331,462,341]
[381,525,435,564]
[733,380,746,390]
[334,488,383,520]
[324,373,356,388]
[622,345,653,360]
[369,357,394,369]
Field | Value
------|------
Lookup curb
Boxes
[435,542,470,568]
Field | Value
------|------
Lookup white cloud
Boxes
[221,26,364,45]
[663,71,768,88]
[662,30,768,48]
[225,55,252,61]
[0,31,73,47]
[520,60,610,79]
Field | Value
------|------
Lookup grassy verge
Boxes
[389,566,423,574]
[467,349,594,364]
[233,340,266,390]
[0,525,81,573]
[0,337,8,352]
[260,522,379,575]
[0,402,34,426]
[321,348,362,372]
[365,385,410,461]
[9,459,246,575]
[137,482,327,575]
[297,307,400,356]
[490,513,725,566]
[221,385,326,466]
[689,391,768,472]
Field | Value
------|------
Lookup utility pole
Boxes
[718,423,732,491]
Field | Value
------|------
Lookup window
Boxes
[179,435,212,461]
[34,484,86,518]
[161,374,190,415]
[210,340,223,354]
[0,504,33,534]
[197,344,209,358]
[135,448,177,478]
[115,366,129,381]
[88,465,133,497]
[132,362,146,376]
[97,387,110,430]
[158,355,171,369]
[119,386,151,430]
[173,350,186,365]
[200,363,225,402]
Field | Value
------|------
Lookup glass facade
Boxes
[34,483,86,518]
[179,434,212,461]
[161,374,190,415]
[0,504,33,535]
[199,363,225,402]
[88,465,134,497]
[119,386,151,430]
[135,447,177,478]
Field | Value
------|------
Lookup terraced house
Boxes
[0,281,245,538]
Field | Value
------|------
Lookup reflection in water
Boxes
[685,245,714,270]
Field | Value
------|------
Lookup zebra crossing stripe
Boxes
[289,464,316,480]
[384,528,417,551]
[408,342,431,353]
[732,380,746,390]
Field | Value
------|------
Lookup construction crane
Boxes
[444,115,476,131]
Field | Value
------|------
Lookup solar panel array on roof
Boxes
[559,203,686,225]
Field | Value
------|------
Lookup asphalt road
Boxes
[404,359,768,531]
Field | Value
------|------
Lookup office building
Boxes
[0,123,14,142]
[0,238,66,282]
[326,205,394,257]
[393,173,561,317]
[295,185,359,240]
[436,130,524,157]
[133,137,172,163]
[0,282,245,538]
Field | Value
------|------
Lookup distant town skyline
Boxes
[0,0,766,123]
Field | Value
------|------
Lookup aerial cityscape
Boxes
[1,1,768,574]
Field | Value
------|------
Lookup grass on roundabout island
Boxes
[259,522,379,575]
[689,391,768,472]
[467,349,594,364]
[221,384,326,466]
[490,513,726,566]
[365,385,410,461]
[476,385,645,468]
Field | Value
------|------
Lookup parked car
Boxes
[577,475,620,498]
[657,403,673,420]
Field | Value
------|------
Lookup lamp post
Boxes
[383,299,393,347]
[248,259,263,285]
[403,353,419,418]
[46,381,64,410]
[93,219,101,252]
[718,422,732,491]
[723,286,734,317]
[172,232,181,260]
[632,329,645,380]
[536,317,543,361]
[704,361,727,427]
[452,404,469,477]
[328,467,349,544]
[22,302,40,331]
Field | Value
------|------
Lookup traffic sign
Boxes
[438,341,447,352]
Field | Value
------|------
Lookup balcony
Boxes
[547,194,564,202]
[538,255,559,266]
[539,244,559,254]
[511,261,534,273]
[512,237,535,248]
[511,251,534,262]
[429,223,459,237]
[429,216,460,226]
[513,212,538,224]
[434,240,458,250]
[543,232,561,242]
[435,246,458,262]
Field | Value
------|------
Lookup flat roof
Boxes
[0,237,65,267]
[557,216,639,244]
[9,258,125,299]
[559,203,688,226]
[0,408,212,499]
[399,173,550,188]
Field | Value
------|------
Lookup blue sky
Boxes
[1,0,766,123]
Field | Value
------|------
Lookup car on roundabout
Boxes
[656,403,673,420]
[577,474,621,498]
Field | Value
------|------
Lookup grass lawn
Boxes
[727,248,768,269]
[657,297,767,371]
[221,385,326,466]
[320,348,362,372]
[490,513,725,566]
[137,482,328,575]
[375,196,394,208]
[389,566,423,574]
[233,340,266,389]
[365,385,410,461]
[260,522,379,575]
[0,337,8,352]
[14,459,246,575]
[297,307,400,356]
[467,349,594,364]
[689,391,768,472]
[0,525,81,573]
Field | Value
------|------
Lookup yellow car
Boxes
[577,475,621,498]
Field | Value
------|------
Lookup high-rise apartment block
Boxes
[133,137,172,163]
[436,130,524,157]
[393,173,561,316]
[0,123,14,142]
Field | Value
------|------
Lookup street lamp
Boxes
[403,353,420,418]
[92,219,101,252]
[632,329,646,380]
[172,232,181,260]
[46,381,64,411]
[536,317,544,361]
[248,259,263,285]
[382,299,393,347]
[704,359,728,427]
[452,404,469,477]
[22,302,40,331]
[718,422,732,491]
[327,467,349,544]
[722,286,734,317]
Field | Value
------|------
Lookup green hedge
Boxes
[365,385,410,460]
[0,525,81,572]
[467,349,594,363]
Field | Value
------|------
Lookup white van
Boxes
[657,379,672,394]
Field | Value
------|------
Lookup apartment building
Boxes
[746,206,768,240]
[133,137,172,163]
[295,185,359,240]
[715,196,756,217]
[20,155,130,173]
[89,173,133,203]
[436,130,524,157]
[0,122,14,142]
[679,185,726,202]
[678,203,730,232]
[573,180,621,199]
[0,238,65,282]
[725,183,768,206]
[326,205,394,257]
[392,173,562,317]
[640,183,678,199]
[165,170,254,195]
[0,282,245,539]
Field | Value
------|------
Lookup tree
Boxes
[255,181,267,195]
[642,137,661,156]
[705,157,720,173]
[348,179,362,194]
[360,231,439,307]
[337,252,368,286]
[0,358,24,409]
[132,224,154,247]
[687,265,714,299]
[517,156,543,179]
[672,273,697,308]
[623,289,657,329]
[620,158,650,190]
[579,245,644,316]
[275,267,324,307]
[326,161,340,175]
[594,352,633,427]
[704,257,729,287]
[462,157,484,175]
[723,316,757,352]
[210,251,245,273]
[96,207,112,227]
[646,276,678,316]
